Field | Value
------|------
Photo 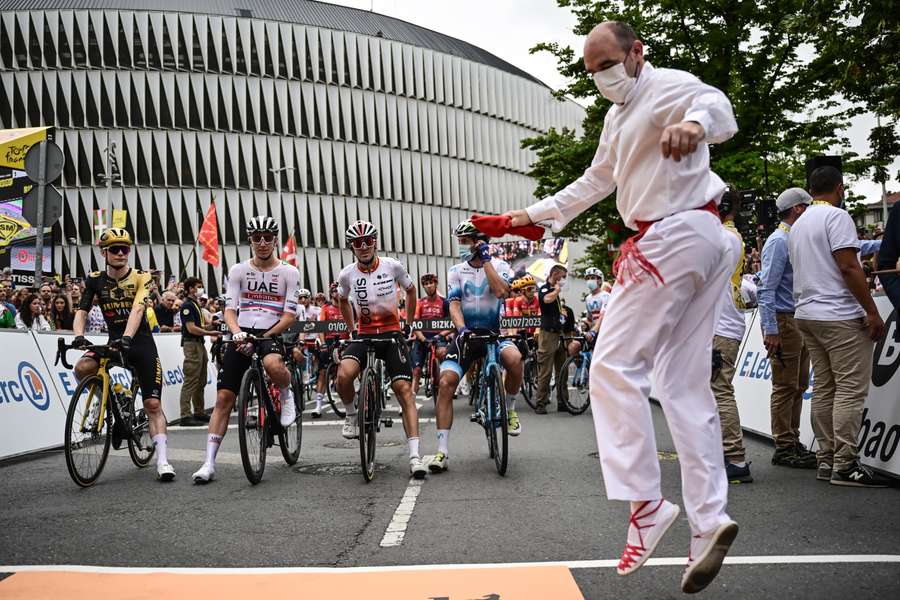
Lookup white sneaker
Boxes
[681,520,739,594]
[427,452,448,473]
[341,416,359,439]
[280,395,297,427]
[616,499,681,576]
[311,403,323,419]
[192,463,216,484]
[409,457,427,480]
[156,462,176,482]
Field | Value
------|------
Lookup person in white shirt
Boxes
[15,293,52,332]
[710,190,752,484]
[504,21,739,593]
[789,166,888,488]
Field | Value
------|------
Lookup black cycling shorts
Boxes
[83,335,163,401]
[216,328,285,394]
[342,334,412,383]
[410,335,450,369]
[318,339,342,369]
[441,331,515,379]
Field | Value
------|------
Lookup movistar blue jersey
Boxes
[447,259,513,330]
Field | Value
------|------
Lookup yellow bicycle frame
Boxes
[77,356,112,433]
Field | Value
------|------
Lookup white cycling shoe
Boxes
[341,416,359,439]
[280,397,297,427]
[192,463,216,484]
[156,462,176,482]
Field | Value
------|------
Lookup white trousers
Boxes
[590,209,736,535]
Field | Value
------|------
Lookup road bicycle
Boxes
[56,338,154,487]
[557,336,592,415]
[348,336,399,482]
[465,332,516,476]
[230,337,302,484]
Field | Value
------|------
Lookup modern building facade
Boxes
[0,1,584,294]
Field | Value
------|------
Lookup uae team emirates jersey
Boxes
[224,260,301,330]
[337,257,413,334]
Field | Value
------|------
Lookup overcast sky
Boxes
[330,0,896,206]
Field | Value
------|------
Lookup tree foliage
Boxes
[524,0,898,273]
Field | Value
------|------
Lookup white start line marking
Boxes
[379,478,425,548]
[3,555,899,575]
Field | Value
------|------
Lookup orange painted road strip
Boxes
[0,565,585,600]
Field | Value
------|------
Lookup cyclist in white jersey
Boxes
[192,216,301,484]
[424,220,523,474]
[580,267,608,348]
[335,220,427,479]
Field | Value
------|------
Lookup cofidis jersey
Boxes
[337,257,413,334]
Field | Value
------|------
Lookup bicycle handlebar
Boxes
[55,337,125,370]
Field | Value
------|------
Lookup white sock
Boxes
[315,392,324,408]
[507,395,516,411]
[280,386,293,402]
[344,401,357,416]
[153,434,168,465]
[206,433,222,466]
[436,429,449,455]
[408,436,420,460]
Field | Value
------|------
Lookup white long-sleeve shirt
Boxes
[526,62,738,231]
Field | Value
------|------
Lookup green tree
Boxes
[524,0,870,274]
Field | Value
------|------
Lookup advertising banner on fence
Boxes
[733,295,900,476]
[0,330,67,459]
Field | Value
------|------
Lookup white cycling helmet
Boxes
[585,267,604,280]
[298,288,311,298]
[246,215,278,235]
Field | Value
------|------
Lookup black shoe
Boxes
[771,446,797,466]
[725,462,753,483]
[791,442,817,468]
[179,416,205,427]
[534,406,548,415]
[830,462,889,488]
[111,422,126,450]
[556,404,569,413]
[193,413,211,424]
[816,463,832,481]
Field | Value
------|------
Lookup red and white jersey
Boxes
[224,260,300,330]
[337,257,413,335]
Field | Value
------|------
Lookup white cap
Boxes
[776,187,812,212]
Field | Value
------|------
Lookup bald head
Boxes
[584,21,643,76]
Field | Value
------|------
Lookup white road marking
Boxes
[3,555,899,575]
[379,478,425,548]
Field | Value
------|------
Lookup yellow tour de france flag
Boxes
[0,127,50,170]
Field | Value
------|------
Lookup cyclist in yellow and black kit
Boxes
[71,228,174,482]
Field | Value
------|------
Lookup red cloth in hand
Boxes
[470,214,545,241]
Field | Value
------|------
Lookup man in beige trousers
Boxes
[789,166,888,488]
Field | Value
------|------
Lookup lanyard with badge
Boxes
[778,223,791,234]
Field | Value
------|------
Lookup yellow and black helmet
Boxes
[98,228,133,249]
[518,274,536,288]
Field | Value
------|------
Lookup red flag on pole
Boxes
[198,201,219,267]
[282,233,298,267]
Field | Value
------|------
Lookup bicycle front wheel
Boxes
[238,368,267,484]
[279,366,303,465]
[126,384,155,467]
[558,355,591,415]
[521,358,537,410]
[326,362,345,418]
[487,366,509,476]
[64,375,111,487]
[357,367,378,482]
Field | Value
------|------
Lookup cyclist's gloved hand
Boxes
[401,322,412,338]
[119,335,133,353]
[476,242,492,262]
[585,331,596,344]
[456,326,471,346]
[72,335,89,349]
[232,331,248,343]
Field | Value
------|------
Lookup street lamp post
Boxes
[269,165,295,248]
[67,237,77,277]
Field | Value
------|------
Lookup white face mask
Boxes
[592,60,637,105]
[558,278,568,289]
[196,287,205,296]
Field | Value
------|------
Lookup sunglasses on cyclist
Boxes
[523,286,535,292]
[250,233,275,244]
[107,245,131,256]
[350,236,376,250]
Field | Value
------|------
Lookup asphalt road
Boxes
[1,394,898,599]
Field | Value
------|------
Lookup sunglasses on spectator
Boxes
[107,245,131,256]
[250,233,275,244]
[350,237,376,250]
